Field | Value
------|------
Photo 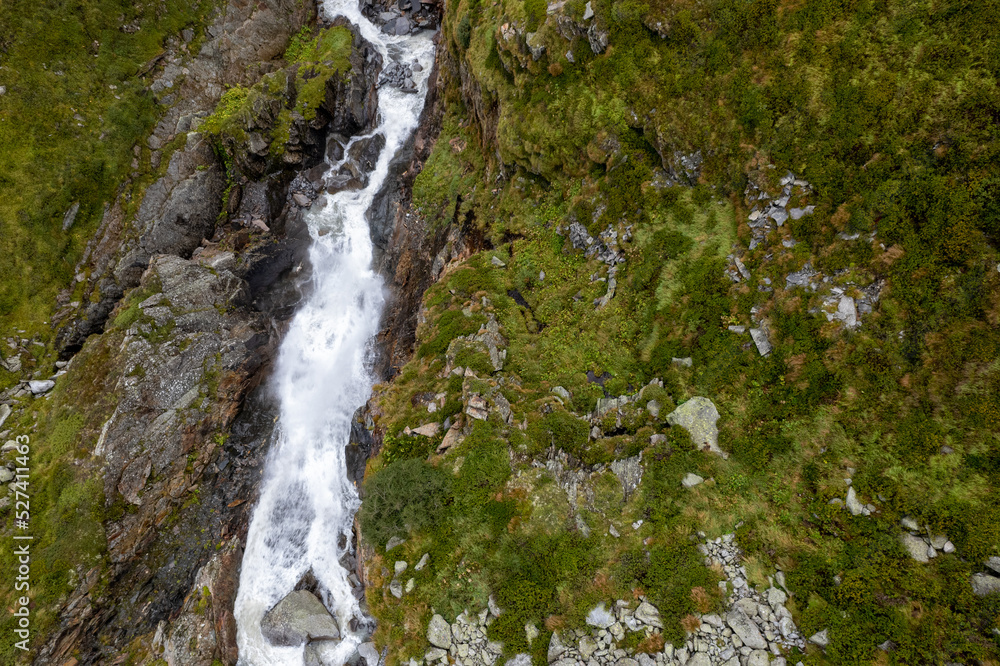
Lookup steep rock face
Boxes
[115,139,228,289]
[214,20,384,180]
[369,45,490,380]
[55,0,315,355]
[34,9,392,666]
[98,253,266,545]
[34,249,277,665]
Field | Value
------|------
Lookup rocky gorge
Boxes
[1,0,1000,663]
[0,0,448,662]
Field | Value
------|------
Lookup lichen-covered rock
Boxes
[260,589,341,646]
[725,609,768,650]
[666,397,725,457]
[900,533,930,563]
[971,573,1000,596]
[428,613,452,649]
[586,603,615,628]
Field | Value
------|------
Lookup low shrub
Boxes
[527,409,590,460]
[359,458,452,549]
[618,541,721,646]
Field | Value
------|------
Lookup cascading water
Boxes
[233,1,435,663]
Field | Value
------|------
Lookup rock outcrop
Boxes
[54,0,315,356]
[665,397,725,458]
[414,534,807,666]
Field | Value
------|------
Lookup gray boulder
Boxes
[900,533,930,563]
[809,628,829,647]
[428,613,452,649]
[725,609,767,650]
[525,32,546,60]
[681,473,704,489]
[585,603,615,628]
[260,590,340,647]
[845,487,864,516]
[634,601,662,628]
[28,380,55,395]
[685,654,711,666]
[971,573,1000,596]
[304,640,341,666]
[548,631,567,662]
[578,635,598,659]
[357,642,380,666]
[588,23,608,54]
[666,397,725,457]
[749,328,772,356]
[986,556,1000,575]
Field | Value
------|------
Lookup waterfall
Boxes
[233,1,436,662]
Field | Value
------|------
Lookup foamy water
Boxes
[233,2,435,662]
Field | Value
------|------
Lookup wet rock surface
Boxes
[261,589,342,646]
[32,5,396,665]
[361,0,442,34]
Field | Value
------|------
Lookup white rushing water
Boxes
[233,1,435,662]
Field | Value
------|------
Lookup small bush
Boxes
[524,0,547,31]
[457,15,472,49]
[418,309,482,358]
[527,409,590,460]
[381,428,435,464]
[453,344,495,375]
[618,541,720,646]
[359,459,452,548]
[448,266,497,298]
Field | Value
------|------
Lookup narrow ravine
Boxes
[233,2,436,663]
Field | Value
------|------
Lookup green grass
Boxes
[0,343,118,662]
[0,0,218,333]
[364,0,1000,661]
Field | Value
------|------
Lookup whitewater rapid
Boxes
[232,1,436,663]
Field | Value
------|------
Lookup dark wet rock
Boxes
[331,133,387,188]
[380,61,418,92]
[214,25,383,181]
[156,539,244,665]
[261,590,341,646]
[129,138,225,266]
[365,0,441,31]
[235,212,311,319]
[55,139,224,355]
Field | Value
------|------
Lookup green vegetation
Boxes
[365,0,1000,662]
[1,0,998,661]
[0,340,119,662]
[0,0,218,332]
[202,25,354,161]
